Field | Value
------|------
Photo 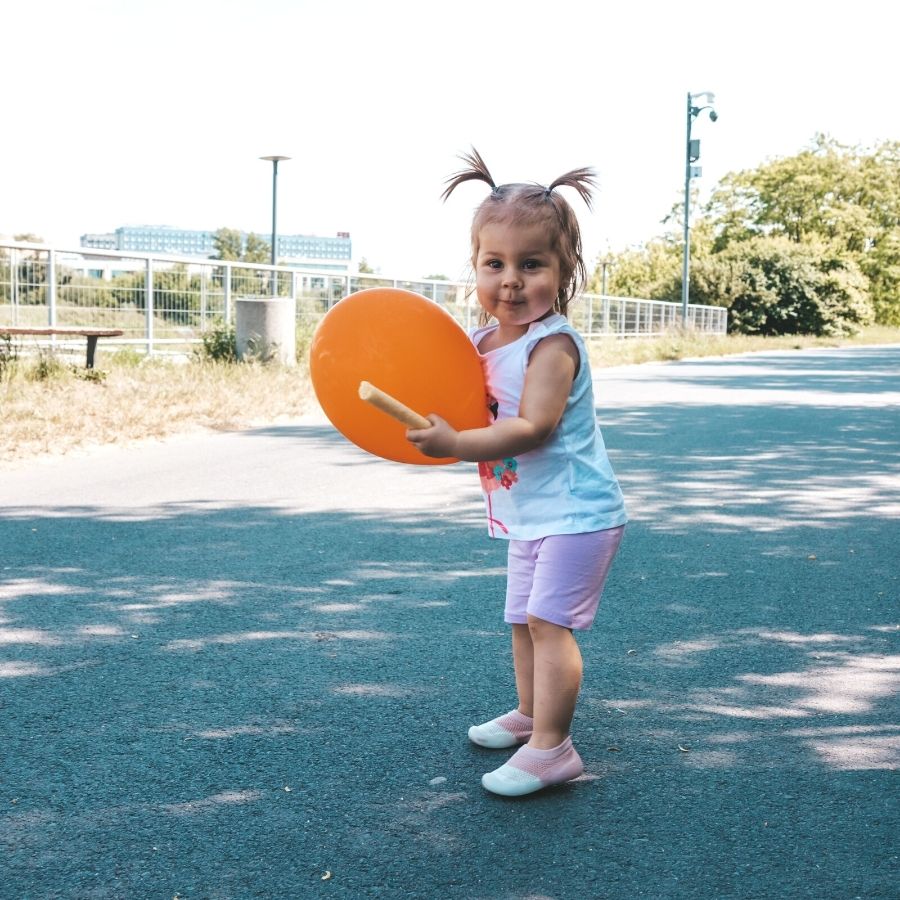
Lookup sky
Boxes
[3,0,898,281]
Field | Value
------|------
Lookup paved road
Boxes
[2,346,898,899]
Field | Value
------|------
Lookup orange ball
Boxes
[309,288,487,465]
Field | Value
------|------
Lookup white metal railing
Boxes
[0,241,727,355]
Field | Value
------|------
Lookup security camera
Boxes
[709,110,719,122]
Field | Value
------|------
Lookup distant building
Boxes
[80,226,352,271]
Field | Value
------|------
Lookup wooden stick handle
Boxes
[358,381,431,429]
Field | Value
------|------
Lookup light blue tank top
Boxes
[471,314,627,540]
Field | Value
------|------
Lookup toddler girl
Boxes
[407,149,627,796]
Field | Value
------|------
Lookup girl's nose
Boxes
[502,269,522,287]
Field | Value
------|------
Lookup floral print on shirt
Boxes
[479,390,518,493]
[479,457,518,493]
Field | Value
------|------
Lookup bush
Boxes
[0,333,17,380]
[198,321,237,362]
[197,320,315,365]
[109,347,145,367]
[26,350,67,382]
[295,320,318,364]
[703,237,874,336]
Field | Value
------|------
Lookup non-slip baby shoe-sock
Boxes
[481,736,584,796]
[468,709,534,749]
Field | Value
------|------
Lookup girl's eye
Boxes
[523,259,541,270]
[487,259,502,269]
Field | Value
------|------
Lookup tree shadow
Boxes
[2,345,898,898]
[631,346,900,396]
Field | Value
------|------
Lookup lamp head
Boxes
[709,110,719,123]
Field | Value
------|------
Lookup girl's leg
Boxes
[481,621,585,795]
[527,614,583,750]
[481,530,624,795]
[467,624,535,748]
[511,623,534,717]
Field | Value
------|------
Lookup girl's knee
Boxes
[526,614,570,638]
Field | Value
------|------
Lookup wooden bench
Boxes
[0,326,125,369]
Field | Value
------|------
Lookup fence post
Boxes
[224,263,232,326]
[10,248,18,325]
[200,266,207,329]
[48,248,57,328]
[145,257,154,356]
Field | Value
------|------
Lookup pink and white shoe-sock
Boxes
[481,736,584,796]
[468,709,534,749]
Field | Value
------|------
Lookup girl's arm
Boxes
[407,334,579,462]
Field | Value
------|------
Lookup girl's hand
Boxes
[407,333,578,462]
[406,414,460,459]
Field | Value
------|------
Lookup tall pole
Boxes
[260,155,290,296]
[681,91,692,325]
[270,159,279,269]
[680,91,716,326]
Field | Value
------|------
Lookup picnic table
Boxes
[0,326,125,368]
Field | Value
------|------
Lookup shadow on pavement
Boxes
[1,346,898,898]
[636,346,900,396]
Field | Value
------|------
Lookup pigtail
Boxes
[547,167,598,211]
[441,147,497,202]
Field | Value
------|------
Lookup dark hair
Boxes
[442,147,596,317]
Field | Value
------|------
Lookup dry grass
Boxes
[586,325,900,368]
[0,350,314,466]
[2,326,898,467]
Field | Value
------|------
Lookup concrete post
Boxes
[235,296,296,366]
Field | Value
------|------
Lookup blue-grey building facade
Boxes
[80,226,352,271]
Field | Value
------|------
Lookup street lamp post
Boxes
[681,92,717,325]
[260,155,290,295]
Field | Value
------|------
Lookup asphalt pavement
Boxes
[1,345,898,899]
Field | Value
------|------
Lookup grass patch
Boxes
[1,355,313,465]
[2,326,898,466]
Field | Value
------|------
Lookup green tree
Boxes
[707,135,900,322]
[601,238,680,301]
[211,228,271,264]
[863,228,900,325]
[212,228,244,261]
[597,196,716,303]
[593,135,899,330]
[709,135,876,250]
[211,228,272,296]
[244,233,271,264]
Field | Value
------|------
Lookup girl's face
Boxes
[474,222,561,334]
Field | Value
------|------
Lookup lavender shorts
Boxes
[504,526,625,631]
